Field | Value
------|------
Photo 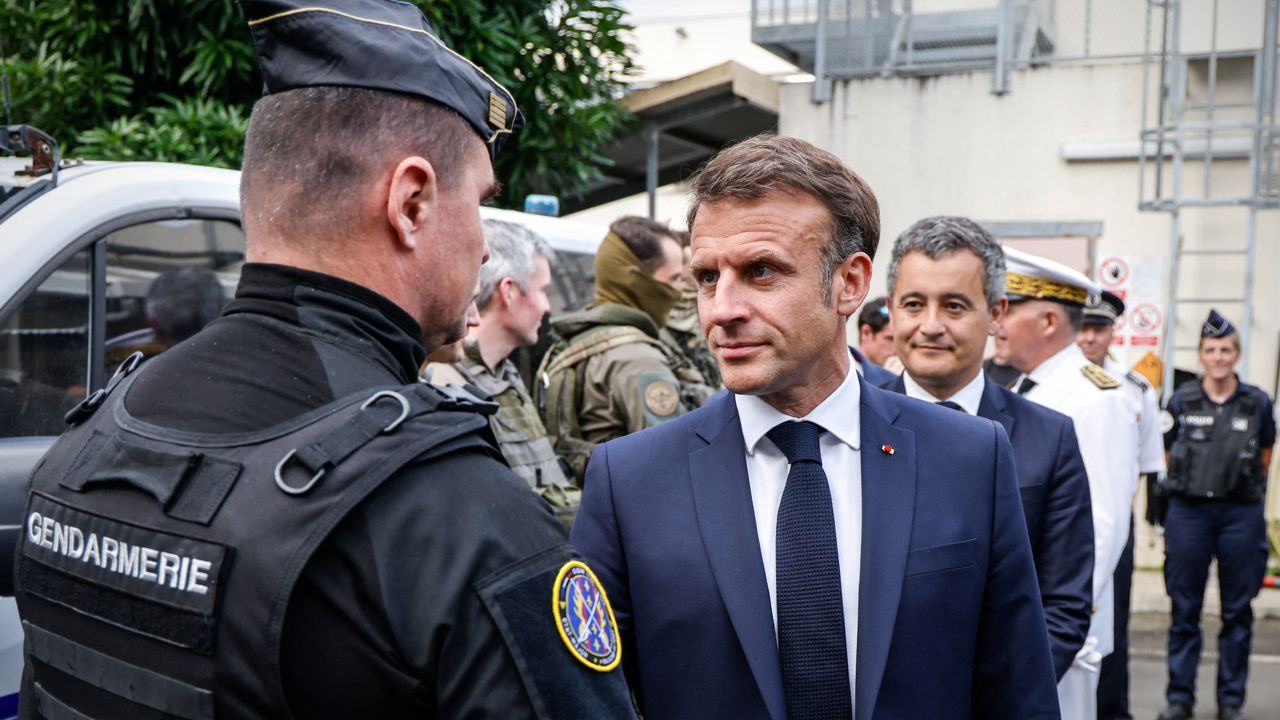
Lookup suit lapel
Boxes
[688,396,786,720]
[887,373,906,396]
[855,380,917,720]
[977,375,1016,440]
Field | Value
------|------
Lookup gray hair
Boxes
[476,219,555,310]
[887,216,1006,309]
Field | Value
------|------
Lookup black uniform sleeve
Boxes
[362,448,636,719]
[1258,391,1276,449]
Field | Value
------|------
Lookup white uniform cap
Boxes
[1002,246,1100,307]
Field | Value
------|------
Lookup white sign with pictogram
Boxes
[1093,255,1165,366]
[1099,257,1129,288]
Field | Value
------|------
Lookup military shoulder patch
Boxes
[1081,364,1120,390]
[553,560,621,672]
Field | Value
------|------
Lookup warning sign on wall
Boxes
[1094,256,1165,367]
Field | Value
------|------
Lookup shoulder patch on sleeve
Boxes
[1082,364,1120,390]
[475,547,633,718]
[636,371,682,421]
[553,560,621,672]
[1159,409,1176,434]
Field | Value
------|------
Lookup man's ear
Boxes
[497,277,517,307]
[989,296,1008,336]
[386,156,437,251]
[834,252,873,317]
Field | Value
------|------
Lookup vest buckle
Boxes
[360,390,411,433]
[274,449,327,496]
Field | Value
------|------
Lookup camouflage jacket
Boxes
[536,304,703,484]
[427,344,579,527]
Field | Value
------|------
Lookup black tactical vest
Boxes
[15,354,498,720]
[1166,383,1266,501]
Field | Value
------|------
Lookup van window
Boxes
[103,219,243,374]
[0,250,91,437]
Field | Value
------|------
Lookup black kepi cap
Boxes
[1083,290,1125,326]
[1202,309,1237,338]
[240,0,523,159]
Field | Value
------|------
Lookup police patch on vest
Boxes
[553,560,621,672]
[23,493,227,615]
[1232,417,1250,432]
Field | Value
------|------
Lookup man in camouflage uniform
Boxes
[666,230,722,390]
[538,216,710,484]
[429,220,580,526]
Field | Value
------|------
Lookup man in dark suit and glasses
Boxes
[570,136,1061,720]
[878,215,1094,684]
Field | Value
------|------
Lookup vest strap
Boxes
[25,621,213,720]
[34,682,98,720]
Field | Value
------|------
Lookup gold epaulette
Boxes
[1082,364,1120,390]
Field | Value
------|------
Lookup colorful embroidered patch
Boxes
[553,560,621,672]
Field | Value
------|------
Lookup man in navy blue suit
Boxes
[878,215,1094,681]
[571,136,1060,720]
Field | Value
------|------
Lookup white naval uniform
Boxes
[1023,344,1141,720]
[1105,355,1166,476]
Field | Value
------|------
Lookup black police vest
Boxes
[1166,383,1266,501]
[15,354,498,720]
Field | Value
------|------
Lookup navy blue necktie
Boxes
[767,420,852,720]
[936,400,964,412]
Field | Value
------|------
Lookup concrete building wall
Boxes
[778,61,1279,392]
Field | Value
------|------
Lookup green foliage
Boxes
[76,96,248,167]
[416,0,637,200]
[0,0,635,205]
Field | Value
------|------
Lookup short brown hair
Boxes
[241,86,474,242]
[609,216,678,275]
[686,134,880,299]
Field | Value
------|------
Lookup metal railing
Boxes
[753,0,1157,96]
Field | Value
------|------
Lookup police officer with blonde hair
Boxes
[1158,311,1275,720]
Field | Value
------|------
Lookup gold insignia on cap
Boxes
[1081,364,1120,390]
[488,92,508,130]
[644,381,680,417]
[1005,272,1089,306]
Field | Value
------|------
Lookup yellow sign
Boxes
[1131,351,1163,389]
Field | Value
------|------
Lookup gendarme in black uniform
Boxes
[13,2,634,719]
[19,266,631,718]
[1158,310,1276,720]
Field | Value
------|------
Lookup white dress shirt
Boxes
[735,364,861,703]
[901,369,986,415]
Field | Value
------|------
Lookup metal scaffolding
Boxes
[1138,0,1280,395]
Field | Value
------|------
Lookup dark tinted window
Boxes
[0,250,91,436]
